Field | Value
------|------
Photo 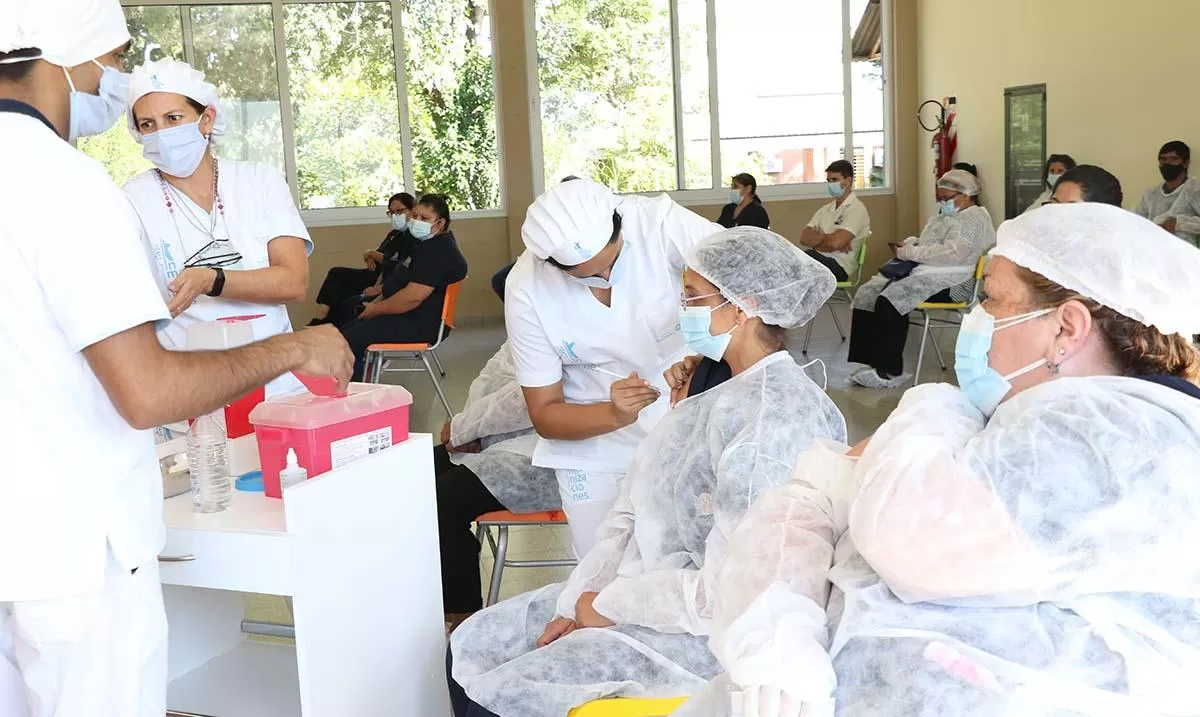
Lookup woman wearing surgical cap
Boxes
[677,203,1200,717]
[503,179,722,558]
[449,228,847,717]
[846,168,995,388]
[122,58,313,396]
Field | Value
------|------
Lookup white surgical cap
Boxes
[0,0,130,68]
[126,58,226,141]
[522,179,618,265]
[937,168,981,197]
[993,202,1200,336]
[688,227,836,329]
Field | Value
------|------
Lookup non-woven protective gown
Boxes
[852,205,995,314]
[450,352,847,717]
[684,379,1200,717]
[448,342,559,513]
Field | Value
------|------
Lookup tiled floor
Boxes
[246,302,963,623]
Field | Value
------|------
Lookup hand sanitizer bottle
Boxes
[280,448,308,491]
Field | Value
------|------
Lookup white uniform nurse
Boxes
[123,58,312,396]
[505,179,721,556]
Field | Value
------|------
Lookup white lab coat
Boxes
[1134,180,1198,245]
[1020,187,1052,215]
[124,160,314,397]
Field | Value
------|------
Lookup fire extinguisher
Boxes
[920,96,957,178]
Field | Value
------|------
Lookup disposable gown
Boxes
[852,205,994,314]
[448,342,559,513]
[1135,179,1198,245]
[682,378,1200,717]
[1161,177,1200,245]
[450,352,847,717]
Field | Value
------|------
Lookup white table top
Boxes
[164,489,289,536]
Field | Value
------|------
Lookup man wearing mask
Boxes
[1135,140,1198,246]
[798,159,871,282]
[0,2,353,715]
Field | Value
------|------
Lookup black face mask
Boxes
[1160,164,1186,182]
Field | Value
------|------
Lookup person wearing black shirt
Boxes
[309,192,415,325]
[716,172,769,229]
[340,194,469,381]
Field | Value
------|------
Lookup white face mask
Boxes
[390,214,408,232]
[142,119,210,178]
[63,61,129,142]
[730,189,743,205]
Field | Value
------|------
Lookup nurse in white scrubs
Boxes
[123,58,312,396]
[505,179,721,555]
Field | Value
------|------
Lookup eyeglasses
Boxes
[185,238,243,269]
[680,290,723,308]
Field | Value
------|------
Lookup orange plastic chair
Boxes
[474,510,577,607]
[363,279,465,417]
[568,697,688,716]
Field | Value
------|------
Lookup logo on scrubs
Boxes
[159,241,180,281]
[557,341,585,365]
[573,242,590,259]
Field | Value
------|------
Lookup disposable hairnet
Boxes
[450,352,847,716]
[688,227,836,329]
[937,168,981,197]
[0,0,130,68]
[126,58,227,141]
[993,202,1200,336]
[521,179,618,265]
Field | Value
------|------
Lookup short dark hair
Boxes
[389,192,415,209]
[560,175,581,183]
[1056,164,1123,207]
[952,162,978,177]
[825,160,854,179]
[1159,141,1191,162]
[1043,153,1076,187]
[731,173,758,196]
[417,193,451,230]
[547,210,622,270]
[0,48,41,83]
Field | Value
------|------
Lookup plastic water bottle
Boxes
[186,412,232,513]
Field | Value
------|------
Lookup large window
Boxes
[532,0,890,195]
[79,0,502,218]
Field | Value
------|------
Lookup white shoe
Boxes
[851,370,911,389]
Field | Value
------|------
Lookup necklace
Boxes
[156,156,225,241]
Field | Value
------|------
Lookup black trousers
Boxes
[435,445,504,614]
[847,289,953,377]
[340,314,446,381]
[491,261,516,302]
[805,249,849,282]
[314,266,377,307]
[448,645,501,717]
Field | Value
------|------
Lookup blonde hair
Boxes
[1019,267,1200,384]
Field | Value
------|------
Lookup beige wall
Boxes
[915,0,1200,222]
[294,0,919,324]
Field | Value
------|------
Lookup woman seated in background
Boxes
[308,192,415,325]
[680,203,1200,717]
[1050,164,1124,206]
[847,168,995,388]
[1022,153,1076,213]
[123,58,311,398]
[339,193,468,381]
[717,173,770,229]
[448,228,847,717]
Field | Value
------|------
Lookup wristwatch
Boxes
[207,267,226,297]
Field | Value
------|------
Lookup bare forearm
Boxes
[798,227,824,248]
[220,266,308,304]
[531,401,628,440]
[372,294,421,316]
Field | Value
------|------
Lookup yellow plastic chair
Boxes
[911,255,987,384]
[568,697,688,717]
[802,233,871,355]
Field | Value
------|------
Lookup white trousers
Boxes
[555,468,624,558]
[0,552,168,717]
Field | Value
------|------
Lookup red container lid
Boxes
[249,382,413,430]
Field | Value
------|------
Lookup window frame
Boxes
[525,0,894,203]
[117,0,507,226]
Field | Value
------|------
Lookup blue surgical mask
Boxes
[826,181,844,198]
[679,301,737,361]
[409,219,434,240]
[730,190,743,205]
[64,61,129,141]
[567,246,623,290]
[142,120,210,178]
[390,214,408,232]
[954,305,1054,416]
[939,199,959,217]
[1046,173,1061,188]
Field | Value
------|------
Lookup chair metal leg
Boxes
[828,302,846,342]
[364,352,378,383]
[914,312,931,385]
[431,349,446,377]
[486,525,509,607]
[474,523,486,547]
[930,323,948,371]
[421,352,454,418]
[802,319,815,355]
